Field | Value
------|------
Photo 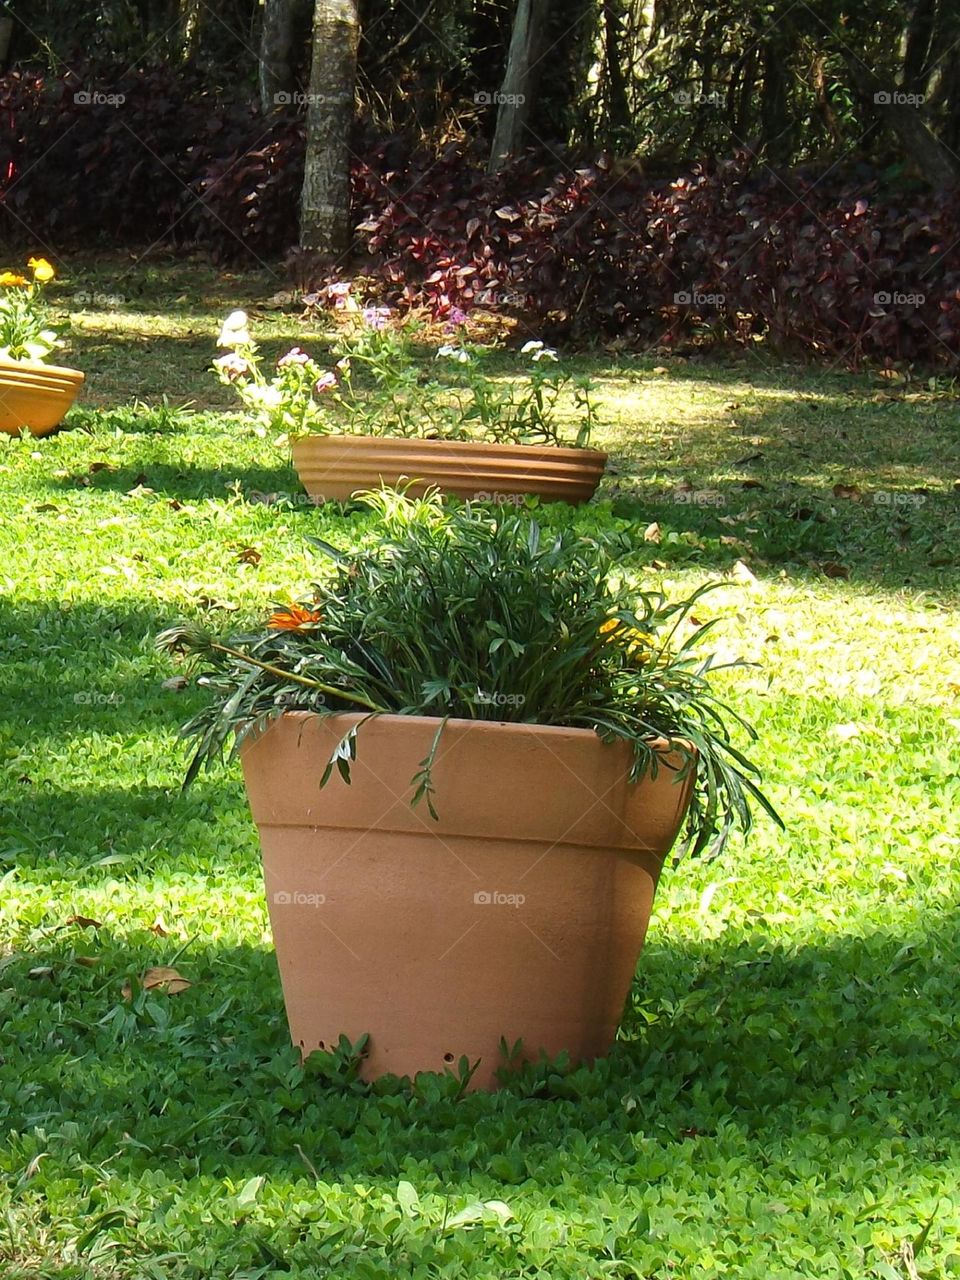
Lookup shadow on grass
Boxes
[3,908,958,1185]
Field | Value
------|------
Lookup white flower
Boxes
[437,344,470,363]
[531,347,558,362]
[213,352,250,381]
[520,340,544,354]
[244,384,283,408]
[218,310,252,348]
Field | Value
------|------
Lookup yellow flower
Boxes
[0,271,27,287]
[600,616,659,663]
[27,257,55,283]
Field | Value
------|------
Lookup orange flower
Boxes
[27,256,55,283]
[268,605,323,631]
[0,271,26,287]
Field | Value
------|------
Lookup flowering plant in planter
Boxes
[160,491,780,860]
[212,308,596,448]
[0,257,65,362]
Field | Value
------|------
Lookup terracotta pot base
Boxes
[242,714,694,1090]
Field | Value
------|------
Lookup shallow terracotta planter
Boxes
[289,434,607,505]
[0,358,84,437]
[241,712,695,1090]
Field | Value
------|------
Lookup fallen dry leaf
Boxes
[122,966,191,999]
[821,561,850,580]
[74,955,100,968]
[64,915,102,930]
[236,546,263,566]
[833,483,862,501]
[643,522,661,543]
[148,916,171,938]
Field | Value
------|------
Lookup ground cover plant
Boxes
[0,258,959,1278]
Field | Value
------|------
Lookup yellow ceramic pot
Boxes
[0,358,84,437]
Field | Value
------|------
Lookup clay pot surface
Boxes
[0,359,84,437]
[242,712,694,1089]
[290,434,607,504]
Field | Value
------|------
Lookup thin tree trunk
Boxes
[602,0,631,145]
[299,0,358,254]
[180,0,201,62]
[259,0,305,114]
[488,0,551,173]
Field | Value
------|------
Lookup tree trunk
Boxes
[487,0,551,173]
[0,17,13,66]
[900,0,937,96]
[299,0,358,254]
[602,0,631,146]
[844,55,960,188]
[259,0,305,114]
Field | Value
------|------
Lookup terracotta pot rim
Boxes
[290,433,608,464]
[250,709,691,755]
[0,356,85,381]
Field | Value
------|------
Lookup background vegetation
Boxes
[1,262,959,1277]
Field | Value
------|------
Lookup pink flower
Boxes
[362,305,392,330]
[446,306,468,327]
[278,347,311,367]
[315,371,337,393]
[326,282,352,310]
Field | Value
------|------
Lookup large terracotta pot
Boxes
[241,712,695,1090]
[0,358,84,437]
[289,435,607,505]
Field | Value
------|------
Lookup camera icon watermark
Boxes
[474,90,525,106]
[873,290,924,307]
[471,490,524,505]
[73,90,126,107]
[275,91,342,107]
[473,689,526,707]
[673,488,725,507]
[73,691,125,706]
[473,890,525,907]
[474,288,523,308]
[674,290,725,306]
[874,90,925,106]
[273,890,325,906]
[74,290,125,308]
[874,490,926,507]
[673,90,721,106]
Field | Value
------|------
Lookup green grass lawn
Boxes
[1,256,960,1279]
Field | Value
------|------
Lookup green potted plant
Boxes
[212,305,606,504]
[0,258,83,438]
[160,491,780,1089]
